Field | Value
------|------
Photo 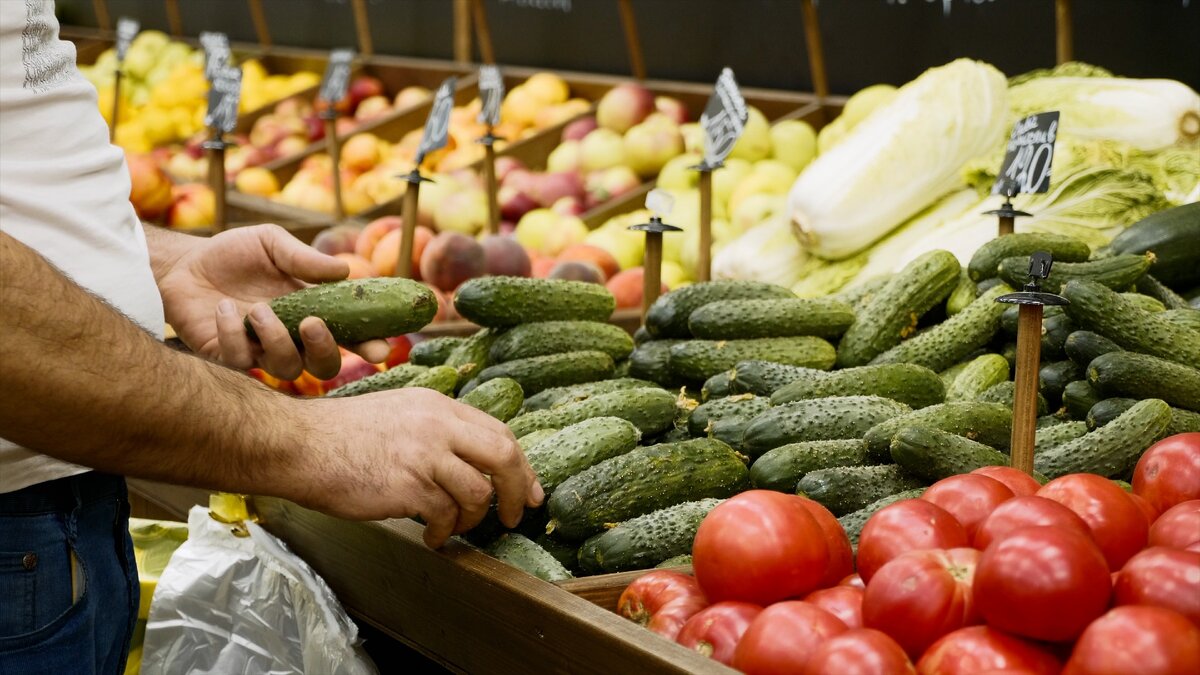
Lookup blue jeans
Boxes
[0,472,138,675]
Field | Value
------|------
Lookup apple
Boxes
[494,156,526,183]
[393,85,432,110]
[127,153,174,220]
[769,119,818,173]
[235,166,281,197]
[480,234,533,277]
[303,113,326,142]
[561,115,598,143]
[622,118,684,178]
[354,95,393,122]
[166,184,214,230]
[419,231,486,292]
[498,184,539,222]
[433,188,489,235]
[712,158,753,212]
[584,165,640,208]
[275,135,309,158]
[335,117,358,137]
[729,106,772,162]
[524,72,570,105]
[657,152,702,191]
[579,128,626,172]
[165,152,206,183]
[680,122,706,155]
[584,219,646,270]
[654,96,689,125]
[514,209,588,257]
[274,96,313,120]
[731,193,787,234]
[534,99,590,129]
[546,139,582,174]
[347,75,385,111]
[500,84,540,128]
[595,82,654,133]
[526,171,584,208]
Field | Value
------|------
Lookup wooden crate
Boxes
[126,481,733,674]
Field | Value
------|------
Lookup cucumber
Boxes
[1087,398,1138,430]
[669,337,837,382]
[645,280,795,338]
[1036,420,1088,453]
[524,417,641,494]
[507,387,678,438]
[534,533,581,574]
[476,351,615,395]
[1038,415,1069,428]
[837,250,962,367]
[576,498,722,574]
[968,232,1092,282]
[688,298,856,340]
[613,359,631,378]
[1161,309,1200,332]
[1108,203,1200,288]
[945,354,1010,402]
[729,361,827,396]
[978,381,1050,416]
[409,336,464,366]
[997,254,1152,295]
[404,365,459,395]
[742,396,912,458]
[863,401,1013,462]
[1062,279,1200,368]
[247,278,437,345]
[1063,380,1104,420]
[838,489,926,547]
[1042,311,1076,361]
[489,321,634,363]
[688,394,771,437]
[633,326,653,345]
[889,426,1008,482]
[939,361,973,389]
[1039,360,1082,407]
[517,428,557,451]
[1000,342,1018,370]
[1087,351,1200,411]
[945,269,978,317]
[708,414,757,448]
[628,340,684,386]
[521,378,658,413]
[460,377,524,421]
[547,438,749,541]
[1133,275,1191,311]
[797,465,925,516]
[702,371,735,400]
[1121,293,1167,313]
[1167,407,1200,436]
[1065,331,1123,368]
[832,275,894,311]
[771,363,945,409]
[656,554,693,568]
[324,363,427,398]
[750,439,869,492]
[869,284,1013,373]
[454,276,615,327]
[444,328,500,386]
[487,533,573,582]
[1035,399,1172,478]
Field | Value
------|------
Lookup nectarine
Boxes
[419,231,486,292]
[558,244,620,281]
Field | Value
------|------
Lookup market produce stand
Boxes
[125,480,732,674]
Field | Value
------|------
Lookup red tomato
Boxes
[856,500,968,583]
[804,585,865,629]
[1038,473,1149,569]
[971,466,1042,497]
[1133,432,1200,514]
[801,628,916,675]
[974,525,1111,642]
[796,496,855,587]
[1149,500,1200,549]
[1064,606,1200,675]
[840,573,866,589]
[617,570,707,641]
[974,495,1093,551]
[921,475,1015,542]
[691,491,829,605]
[676,601,762,666]
[1127,491,1159,527]
[731,601,848,674]
[917,626,1062,675]
[1114,547,1200,627]
[862,548,981,658]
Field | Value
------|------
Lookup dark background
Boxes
[55,0,1200,93]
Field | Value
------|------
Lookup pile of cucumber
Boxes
[321,205,1200,583]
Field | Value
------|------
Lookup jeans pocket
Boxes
[0,523,77,642]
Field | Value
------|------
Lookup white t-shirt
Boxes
[1,0,165,493]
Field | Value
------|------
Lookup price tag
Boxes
[477,65,504,127]
[204,66,243,134]
[417,77,457,163]
[993,111,1059,196]
[115,17,140,62]
[318,49,355,105]
[699,68,749,167]
[200,32,231,82]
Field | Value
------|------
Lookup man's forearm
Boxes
[0,231,313,498]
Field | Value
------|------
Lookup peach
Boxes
[480,234,532,277]
[275,135,309,157]
[393,85,431,110]
[335,117,358,137]
[334,252,376,279]
[524,72,570,105]
[355,215,403,260]
[370,229,403,276]
[494,156,526,183]
[127,153,174,220]
[274,96,313,120]
[596,82,654,133]
[424,284,453,323]
[311,224,362,256]
[419,231,486,293]
[166,184,215,230]
[530,255,557,279]
[235,166,281,197]
[549,260,605,285]
[558,244,620,281]
[354,95,392,122]
[500,85,540,128]
[341,134,385,173]
[606,267,667,309]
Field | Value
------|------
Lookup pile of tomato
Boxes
[617,433,1200,674]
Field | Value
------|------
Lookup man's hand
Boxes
[152,224,389,379]
[300,388,544,548]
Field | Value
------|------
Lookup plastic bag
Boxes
[140,506,376,675]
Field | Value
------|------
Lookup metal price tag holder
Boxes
[397,77,457,278]
[630,189,684,321]
[692,68,748,281]
[477,65,506,235]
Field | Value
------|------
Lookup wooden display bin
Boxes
[126,480,733,674]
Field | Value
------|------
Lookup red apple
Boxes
[562,115,599,142]
[526,171,584,208]
[551,195,585,217]
[494,156,526,183]
[347,75,385,111]
[498,185,539,222]
[596,82,654,133]
[654,96,689,125]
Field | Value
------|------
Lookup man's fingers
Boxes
[351,339,391,364]
[246,302,304,380]
[418,488,460,549]
[215,298,258,370]
[261,224,349,284]
[298,317,342,380]
[446,402,544,508]
[432,456,495,535]
[446,422,534,529]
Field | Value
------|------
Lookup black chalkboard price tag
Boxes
[418,77,457,163]
[319,49,355,106]
[200,32,231,83]
[116,17,140,62]
[699,68,749,168]
[993,111,1060,196]
[477,65,504,128]
[204,66,243,134]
